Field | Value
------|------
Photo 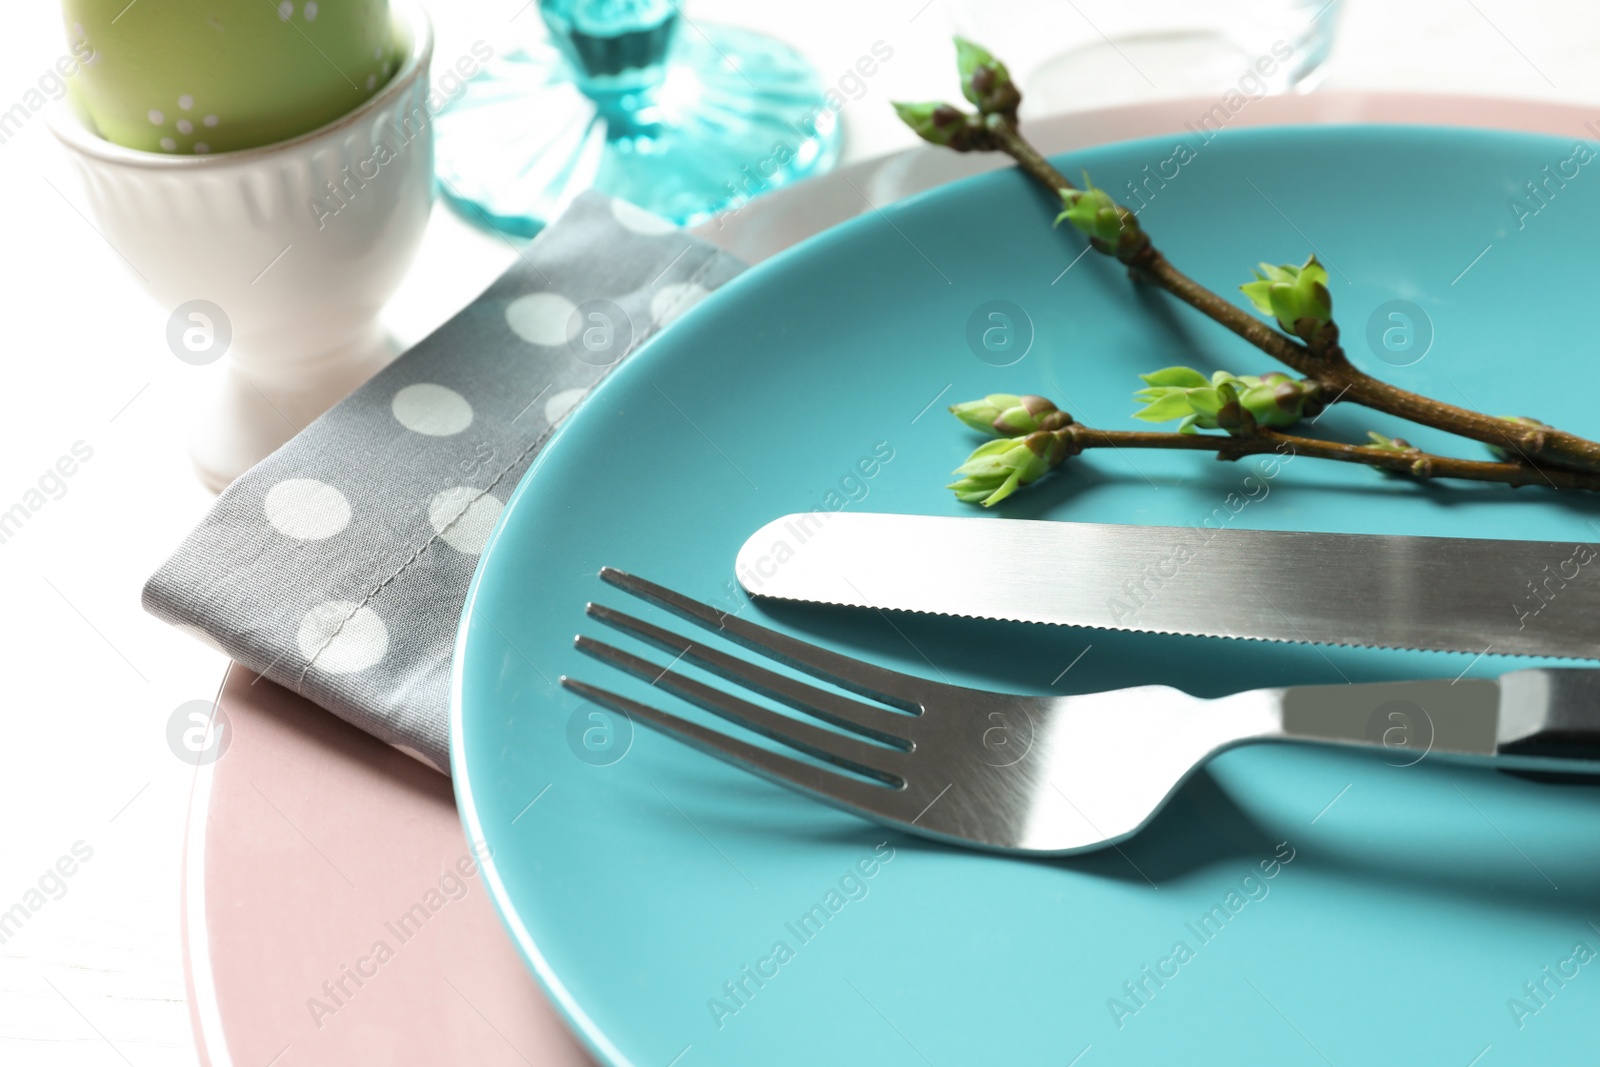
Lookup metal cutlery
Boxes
[734,513,1600,659]
[562,569,1600,856]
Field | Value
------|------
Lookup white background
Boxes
[2,0,1599,1062]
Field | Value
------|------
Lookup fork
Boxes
[561,569,1600,856]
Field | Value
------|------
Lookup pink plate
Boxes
[182,666,593,1066]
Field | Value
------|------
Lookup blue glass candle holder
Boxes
[434,0,844,235]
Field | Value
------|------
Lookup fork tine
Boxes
[598,568,927,712]
[561,676,907,817]
[586,602,915,749]
[574,635,905,785]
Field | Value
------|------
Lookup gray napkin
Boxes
[143,193,747,773]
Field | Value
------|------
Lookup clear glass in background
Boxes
[433,0,843,236]
[946,0,1341,114]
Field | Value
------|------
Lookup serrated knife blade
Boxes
[734,513,1600,659]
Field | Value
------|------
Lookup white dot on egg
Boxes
[391,383,473,436]
[650,282,710,327]
[159,137,176,151]
[544,387,587,426]
[611,198,678,235]
[203,114,218,127]
[278,1,293,19]
[366,74,377,90]
[176,119,193,134]
[427,487,504,556]
[178,94,193,110]
[304,1,318,19]
[263,479,351,540]
[374,46,383,60]
[504,292,578,346]
[148,109,163,124]
[297,601,388,674]
[194,143,209,154]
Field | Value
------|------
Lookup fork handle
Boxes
[1273,677,1500,759]
[1494,669,1600,779]
[1267,669,1600,774]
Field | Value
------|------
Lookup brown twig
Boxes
[1058,423,1600,491]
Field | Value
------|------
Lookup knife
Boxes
[734,513,1600,659]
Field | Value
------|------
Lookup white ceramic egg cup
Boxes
[51,0,435,492]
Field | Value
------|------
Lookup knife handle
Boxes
[1495,669,1600,782]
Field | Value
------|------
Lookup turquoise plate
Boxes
[453,126,1600,1065]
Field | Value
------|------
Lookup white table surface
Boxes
[4,0,1600,1062]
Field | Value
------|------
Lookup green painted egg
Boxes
[63,0,399,155]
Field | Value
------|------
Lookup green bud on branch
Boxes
[948,430,1071,506]
[1486,416,1551,462]
[954,38,1021,117]
[1238,372,1323,427]
[949,393,1073,437]
[892,101,985,150]
[1364,431,1423,476]
[1366,431,1415,452]
[1133,367,1322,434]
[1056,175,1146,259]
[1240,256,1333,344]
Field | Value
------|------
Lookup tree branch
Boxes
[1059,424,1600,491]
[975,114,1600,475]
